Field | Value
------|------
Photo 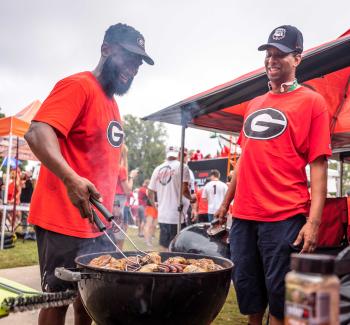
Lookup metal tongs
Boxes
[89,197,151,271]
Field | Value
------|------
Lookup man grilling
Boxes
[25,23,154,325]
[215,25,331,324]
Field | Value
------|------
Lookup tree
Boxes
[123,114,167,185]
[0,107,5,118]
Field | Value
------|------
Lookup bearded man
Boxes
[24,23,154,325]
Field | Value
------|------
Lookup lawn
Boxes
[0,227,247,324]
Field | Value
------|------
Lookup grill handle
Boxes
[55,267,101,282]
[91,209,106,232]
[90,197,114,222]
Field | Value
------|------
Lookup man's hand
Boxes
[129,169,139,179]
[214,205,229,225]
[293,220,320,253]
[63,174,101,222]
[191,209,198,222]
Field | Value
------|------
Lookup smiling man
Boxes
[215,25,331,325]
[24,23,154,325]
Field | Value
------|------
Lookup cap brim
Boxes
[120,43,155,65]
[258,43,294,53]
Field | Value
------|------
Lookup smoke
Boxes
[78,229,117,257]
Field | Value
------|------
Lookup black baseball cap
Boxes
[104,23,154,65]
[258,25,303,54]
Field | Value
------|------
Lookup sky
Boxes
[1,0,349,156]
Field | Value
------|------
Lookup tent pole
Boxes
[1,134,13,250]
[178,126,186,235]
[339,158,344,197]
[12,136,20,232]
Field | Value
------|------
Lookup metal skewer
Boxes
[90,208,141,271]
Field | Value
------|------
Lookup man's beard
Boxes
[100,56,133,97]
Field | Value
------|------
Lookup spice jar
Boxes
[285,253,340,325]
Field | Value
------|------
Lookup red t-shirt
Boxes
[115,166,127,195]
[28,72,123,238]
[138,186,148,207]
[196,188,208,215]
[232,87,331,221]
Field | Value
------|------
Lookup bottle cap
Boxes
[290,253,335,275]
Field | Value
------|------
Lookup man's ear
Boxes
[101,43,110,58]
[294,54,302,68]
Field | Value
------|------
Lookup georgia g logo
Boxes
[156,166,174,185]
[107,121,124,147]
[243,108,287,140]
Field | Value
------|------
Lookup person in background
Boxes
[25,23,154,325]
[181,148,196,225]
[113,157,139,249]
[202,169,228,222]
[137,179,149,237]
[215,25,331,325]
[8,168,22,204]
[193,179,209,223]
[7,169,22,228]
[143,190,158,247]
[20,171,35,240]
[148,146,193,250]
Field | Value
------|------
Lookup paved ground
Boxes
[0,265,74,324]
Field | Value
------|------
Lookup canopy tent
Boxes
[143,29,350,233]
[144,29,350,152]
[0,100,41,249]
[0,100,41,137]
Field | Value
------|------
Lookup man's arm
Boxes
[214,159,240,223]
[25,121,101,219]
[147,189,157,208]
[294,156,327,253]
[120,169,139,195]
[182,181,193,201]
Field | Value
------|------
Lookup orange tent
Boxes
[0,100,41,138]
[0,100,41,249]
[0,100,41,160]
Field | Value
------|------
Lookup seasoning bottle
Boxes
[285,254,340,325]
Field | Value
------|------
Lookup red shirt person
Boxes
[25,23,154,325]
[195,186,208,222]
[215,25,331,324]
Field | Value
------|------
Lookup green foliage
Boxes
[0,106,5,118]
[123,114,167,185]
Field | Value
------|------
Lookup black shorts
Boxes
[159,223,185,248]
[230,214,306,319]
[35,226,116,292]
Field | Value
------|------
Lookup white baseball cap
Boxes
[166,146,179,158]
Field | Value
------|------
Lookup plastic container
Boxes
[285,254,340,325]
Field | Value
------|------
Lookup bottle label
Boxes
[285,288,330,325]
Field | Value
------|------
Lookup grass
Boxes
[0,227,247,324]
[0,237,38,269]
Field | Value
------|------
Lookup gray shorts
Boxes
[138,205,145,222]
